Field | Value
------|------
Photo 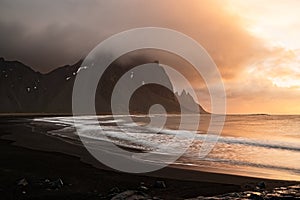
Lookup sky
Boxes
[0,0,299,114]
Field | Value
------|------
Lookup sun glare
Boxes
[227,0,300,50]
[270,77,300,89]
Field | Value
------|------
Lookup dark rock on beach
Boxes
[187,184,300,200]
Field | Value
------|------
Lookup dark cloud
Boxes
[0,20,98,71]
[0,0,266,77]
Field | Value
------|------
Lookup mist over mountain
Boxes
[0,57,207,115]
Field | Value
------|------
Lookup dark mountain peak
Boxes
[180,89,188,96]
[175,90,208,114]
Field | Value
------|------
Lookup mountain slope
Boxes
[0,57,208,115]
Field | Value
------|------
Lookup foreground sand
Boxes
[0,116,298,199]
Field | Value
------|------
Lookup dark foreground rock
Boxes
[187,184,300,200]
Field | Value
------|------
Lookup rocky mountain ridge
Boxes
[0,57,207,114]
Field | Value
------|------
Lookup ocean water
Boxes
[32,114,300,181]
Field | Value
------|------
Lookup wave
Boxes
[29,115,300,180]
[33,116,300,153]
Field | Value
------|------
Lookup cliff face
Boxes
[0,58,208,114]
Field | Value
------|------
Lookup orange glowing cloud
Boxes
[0,0,300,114]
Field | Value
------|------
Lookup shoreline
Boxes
[0,118,299,199]
[0,119,299,199]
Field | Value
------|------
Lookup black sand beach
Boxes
[0,116,298,200]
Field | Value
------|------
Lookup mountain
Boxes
[0,57,208,115]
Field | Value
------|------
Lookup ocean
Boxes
[31,114,300,181]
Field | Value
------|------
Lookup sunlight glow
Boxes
[227,0,300,50]
[270,77,300,89]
